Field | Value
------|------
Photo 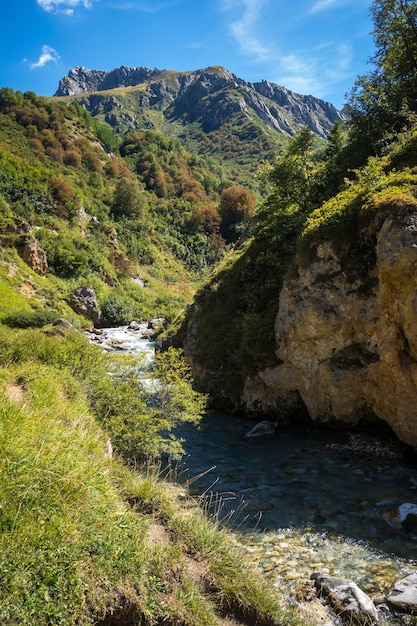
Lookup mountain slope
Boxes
[55,65,344,183]
[0,88,315,626]
[0,88,231,330]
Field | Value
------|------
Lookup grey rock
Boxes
[244,420,277,438]
[68,285,102,326]
[383,502,417,533]
[148,318,164,330]
[52,318,74,330]
[55,65,158,97]
[54,65,344,140]
[128,320,142,331]
[387,573,417,612]
[54,66,107,96]
[311,572,379,624]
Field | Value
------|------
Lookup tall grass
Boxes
[0,325,315,625]
[0,362,145,624]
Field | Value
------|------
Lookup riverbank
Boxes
[0,322,318,625]
[101,325,417,625]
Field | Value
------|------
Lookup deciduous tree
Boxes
[347,0,417,157]
[219,185,256,243]
[111,177,148,219]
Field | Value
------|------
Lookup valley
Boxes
[2,3,417,619]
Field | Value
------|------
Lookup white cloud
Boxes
[310,0,339,12]
[276,52,320,94]
[29,45,60,69]
[275,42,353,98]
[37,0,93,14]
[221,0,273,60]
[308,0,358,14]
[220,0,357,103]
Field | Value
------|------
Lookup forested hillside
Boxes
[0,87,253,328]
[55,64,344,185]
[0,86,300,624]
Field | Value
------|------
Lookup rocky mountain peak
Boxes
[55,66,107,96]
[54,64,345,172]
[55,65,161,97]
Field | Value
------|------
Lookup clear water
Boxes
[176,414,417,554]
[174,413,417,596]
[102,327,417,620]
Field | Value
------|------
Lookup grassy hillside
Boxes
[57,65,341,188]
[66,84,284,187]
[0,324,312,625]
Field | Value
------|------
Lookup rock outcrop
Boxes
[55,65,159,97]
[176,194,417,450]
[20,237,48,276]
[241,208,417,448]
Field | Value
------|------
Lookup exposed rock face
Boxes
[240,208,417,448]
[68,285,102,326]
[55,65,344,140]
[177,200,417,450]
[55,66,107,96]
[55,65,159,96]
[387,573,417,612]
[20,237,48,275]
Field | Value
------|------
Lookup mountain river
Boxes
[99,325,417,625]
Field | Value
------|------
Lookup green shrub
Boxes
[101,291,141,327]
[3,309,58,328]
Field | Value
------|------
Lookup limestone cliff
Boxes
[170,176,417,449]
[242,208,417,448]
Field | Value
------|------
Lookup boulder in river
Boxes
[387,573,417,613]
[244,420,277,438]
[383,502,417,533]
[128,320,142,331]
[310,572,379,625]
[148,317,164,330]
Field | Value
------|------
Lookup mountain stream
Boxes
[100,325,417,625]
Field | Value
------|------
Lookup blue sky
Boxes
[1,0,374,109]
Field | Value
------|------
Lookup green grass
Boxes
[0,360,147,624]
[0,249,83,325]
[0,332,314,625]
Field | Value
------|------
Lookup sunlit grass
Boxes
[0,325,317,625]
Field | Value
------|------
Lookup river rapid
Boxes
[101,325,417,624]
